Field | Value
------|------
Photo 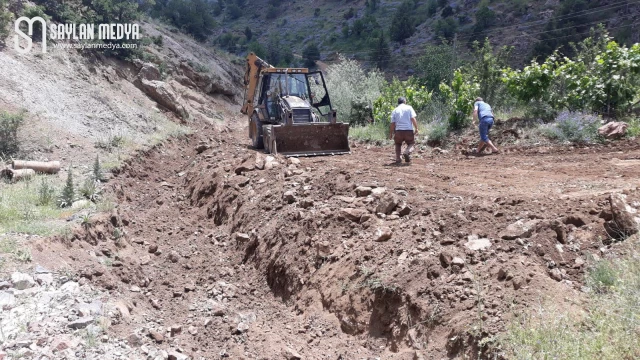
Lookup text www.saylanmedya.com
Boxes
[52,42,138,50]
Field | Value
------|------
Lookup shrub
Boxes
[541,111,600,143]
[415,44,455,93]
[302,43,320,68]
[439,70,479,130]
[93,155,104,182]
[373,77,432,126]
[0,0,13,43]
[0,111,25,157]
[80,178,100,202]
[37,178,56,206]
[425,117,449,144]
[325,56,385,123]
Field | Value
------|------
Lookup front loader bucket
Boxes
[264,123,351,157]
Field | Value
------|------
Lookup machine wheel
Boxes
[250,116,264,149]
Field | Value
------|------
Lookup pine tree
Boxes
[389,1,415,43]
[93,155,103,182]
[59,166,75,208]
[371,31,391,69]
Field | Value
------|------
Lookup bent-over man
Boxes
[389,97,419,164]
[472,97,499,154]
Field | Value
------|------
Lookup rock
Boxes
[339,208,368,223]
[439,252,453,268]
[11,272,36,290]
[512,277,524,290]
[235,321,250,334]
[376,194,399,215]
[34,273,54,285]
[451,257,465,266]
[148,244,159,253]
[465,235,492,251]
[299,199,314,209]
[283,348,302,360]
[188,325,198,335]
[138,63,161,81]
[374,227,393,242]
[210,301,226,316]
[264,156,279,170]
[234,156,256,175]
[0,281,10,290]
[563,214,586,227]
[549,268,563,281]
[397,202,412,216]
[71,199,92,209]
[289,157,301,165]
[128,333,141,346]
[499,219,539,240]
[140,255,151,265]
[598,121,628,139]
[130,285,141,292]
[168,251,180,263]
[115,301,132,323]
[68,316,94,330]
[235,233,251,243]
[140,79,188,119]
[283,191,297,204]
[255,154,266,170]
[316,241,332,257]
[60,281,80,293]
[0,291,15,310]
[168,350,189,360]
[51,335,80,352]
[195,143,210,154]
[609,193,639,236]
[149,329,164,343]
[370,187,386,198]
[354,186,373,197]
[170,325,182,337]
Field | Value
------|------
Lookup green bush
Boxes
[37,178,56,206]
[58,167,75,208]
[0,111,25,157]
[439,70,479,130]
[0,0,13,43]
[373,77,432,126]
[325,56,385,123]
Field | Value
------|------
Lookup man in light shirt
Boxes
[472,97,499,154]
[389,97,419,164]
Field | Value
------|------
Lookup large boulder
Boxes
[138,63,161,82]
[499,219,539,240]
[608,193,639,236]
[140,79,189,119]
[376,194,399,215]
[598,122,628,139]
[179,62,236,97]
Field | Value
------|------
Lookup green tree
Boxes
[389,1,414,43]
[244,26,252,41]
[434,17,457,42]
[466,39,512,106]
[248,41,267,59]
[415,43,455,92]
[302,43,320,68]
[59,166,75,208]
[427,0,438,16]
[472,3,496,39]
[370,31,390,69]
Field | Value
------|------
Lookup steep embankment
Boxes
[20,119,640,359]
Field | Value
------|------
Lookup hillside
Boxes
[208,0,640,74]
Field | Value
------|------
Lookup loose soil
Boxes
[30,120,640,359]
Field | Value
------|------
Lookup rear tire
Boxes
[251,116,264,149]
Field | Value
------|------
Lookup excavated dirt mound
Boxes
[36,124,640,359]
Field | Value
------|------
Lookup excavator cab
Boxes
[242,53,350,157]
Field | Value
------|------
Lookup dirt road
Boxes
[32,122,640,359]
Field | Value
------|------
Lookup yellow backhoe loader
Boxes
[241,53,350,156]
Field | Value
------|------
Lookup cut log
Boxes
[12,160,61,174]
[7,168,35,182]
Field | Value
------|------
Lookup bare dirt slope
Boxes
[23,118,640,359]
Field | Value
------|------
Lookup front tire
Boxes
[250,116,264,149]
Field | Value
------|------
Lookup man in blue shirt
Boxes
[472,97,499,154]
[389,97,419,164]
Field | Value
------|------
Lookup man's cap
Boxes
[398,97,406,104]
[475,97,483,102]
